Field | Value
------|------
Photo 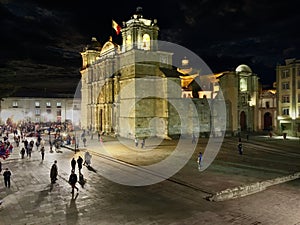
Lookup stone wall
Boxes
[207,172,300,201]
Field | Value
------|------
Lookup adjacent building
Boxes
[0,94,80,126]
[276,58,300,136]
[258,88,277,131]
[179,61,260,134]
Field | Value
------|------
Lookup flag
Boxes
[112,20,121,35]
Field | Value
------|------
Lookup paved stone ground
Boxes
[0,132,300,225]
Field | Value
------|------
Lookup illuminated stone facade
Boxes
[258,89,277,131]
[218,65,260,133]
[276,58,300,136]
[178,60,260,134]
[80,10,187,138]
[80,9,261,138]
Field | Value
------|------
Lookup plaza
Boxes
[0,131,300,224]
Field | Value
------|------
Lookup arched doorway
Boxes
[240,111,247,131]
[264,112,272,130]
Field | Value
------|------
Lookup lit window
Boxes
[240,78,247,91]
[46,102,51,108]
[282,95,290,103]
[142,33,150,50]
[35,101,40,108]
[282,108,289,116]
[57,102,61,108]
[12,101,18,108]
[126,35,132,50]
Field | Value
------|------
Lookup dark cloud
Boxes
[0,0,299,96]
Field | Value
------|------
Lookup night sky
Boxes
[0,0,299,97]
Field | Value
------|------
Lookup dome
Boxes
[87,37,101,51]
[235,64,252,74]
[100,36,119,55]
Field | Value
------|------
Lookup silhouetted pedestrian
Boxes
[40,146,45,160]
[77,156,83,172]
[50,160,58,184]
[71,158,76,171]
[68,169,78,194]
[3,168,11,188]
[20,148,25,159]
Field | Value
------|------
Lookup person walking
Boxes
[68,169,79,194]
[134,137,138,147]
[83,137,87,147]
[20,147,25,159]
[197,152,203,169]
[77,156,83,173]
[3,168,12,188]
[27,145,32,158]
[71,158,76,171]
[141,138,145,148]
[84,151,92,167]
[50,160,58,184]
[40,146,45,160]
[238,143,243,155]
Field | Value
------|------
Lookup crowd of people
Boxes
[0,121,94,202]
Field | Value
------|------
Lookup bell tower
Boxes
[121,7,159,52]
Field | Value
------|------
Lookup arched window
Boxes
[240,78,247,91]
[142,33,150,50]
[126,35,132,50]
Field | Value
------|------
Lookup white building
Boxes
[0,96,80,126]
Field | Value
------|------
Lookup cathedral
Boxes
[80,8,260,139]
